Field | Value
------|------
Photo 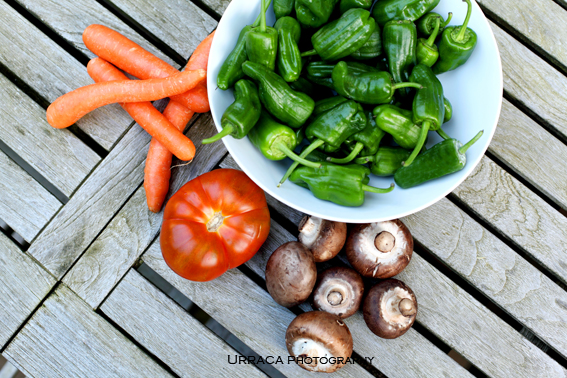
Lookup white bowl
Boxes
[208,0,502,223]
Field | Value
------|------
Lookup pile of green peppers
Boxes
[209,0,483,208]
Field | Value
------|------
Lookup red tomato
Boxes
[160,169,271,281]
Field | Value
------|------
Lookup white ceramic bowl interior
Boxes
[208,0,503,223]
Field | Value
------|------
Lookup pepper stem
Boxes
[392,82,423,91]
[437,128,451,140]
[459,130,484,154]
[279,139,325,187]
[301,49,318,57]
[259,0,267,32]
[276,143,322,169]
[403,121,430,167]
[201,125,234,144]
[354,155,374,164]
[426,18,441,46]
[252,0,273,27]
[363,183,395,194]
[327,143,364,164]
[456,0,473,42]
[442,12,454,28]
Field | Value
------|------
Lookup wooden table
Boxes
[1,0,567,376]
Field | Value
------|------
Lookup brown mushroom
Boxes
[346,220,413,278]
[363,279,417,339]
[265,242,317,308]
[285,311,353,373]
[312,267,364,319]
[298,216,347,262]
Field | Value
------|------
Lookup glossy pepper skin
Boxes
[340,0,373,14]
[275,17,303,82]
[310,9,376,61]
[383,20,418,89]
[246,0,278,71]
[416,18,440,67]
[332,61,422,104]
[443,97,452,123]
[295,0,339,28]
[372,0,440,26]
[274,0,295,19]
[395,130,484,188]
[290,163,394,207]
[417,12,452,36]
[217,26,253,90]
[312,95,349,117]
[355,146,411,176]
[433,0,477,74]
[202,80,261,144]
[403,64,445,167]
[242,61,315,128]
[374,104,421,149]
[350,24,383,60]
[306,61,377,89]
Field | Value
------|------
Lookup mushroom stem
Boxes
[375,231,396,253]
[399,298,417,317]
[327,291,343,306]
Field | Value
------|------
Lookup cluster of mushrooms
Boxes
[265,216,417,373]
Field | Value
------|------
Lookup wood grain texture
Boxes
[142,242,375,378]
[201,0,231,15]
[403,197,567,358]
[477,0,567,71]
[453,156,567,284]
[109,0,217,59]
[28,122,152,279]
[491,21,567,139]
[0,234,56,348]
[0,151,61,242]
[0,0,133,150]
[101,270,267,378]
[64,114,228,308]
[0,73,99,196]
[3,285,171,378]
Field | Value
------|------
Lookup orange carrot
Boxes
[143,31,215,213]
[47,67,205,129]
[83,24,210,113]
[86,58,196,161]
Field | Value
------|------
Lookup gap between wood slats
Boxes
[188,0,223,21]
[0,219,29,252]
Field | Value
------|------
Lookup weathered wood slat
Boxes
[0,151,61,242]
[0,234,56,348]
[142,242,375,378]
[0,0,133,150]
[101,270,267,378]
[109,0,217,59]
[3,285,172,378]
[0,73,99,196]
[477,0,567,72]
[64,113,227,308]
[201,0,231,15]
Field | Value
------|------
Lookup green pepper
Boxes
[202,80,261,144]
[443,97,452,123]
[312,95,350,117]
[372,0,440,26]
[355,146,411,176]
[295,0,339,28]
[248,110,322,169]
[274,0,295,19]
[383,20,417,97]
[306,61,377,89]
[242,61,315,128]
[290,163,394,206]
[416,18,440,67]
[403,64,445,166]
[350,23,383,60]
[394,130,484,188]
[246,0,278,71]
[373,104,421,149]
[295,126,306,144]
[340,0,373,14]
[217,1,273,90]
[289,77,315,96]
[329,110,386,163]
[305,9,376,61]
[332,61,422,104]
[274,17,302,82]
[417,12,453,36]
[433,0,477,74]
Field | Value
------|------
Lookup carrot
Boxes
[47,67,206,129]
[83,24,210,113]
[86,58,196,161]
[143,31,215,213]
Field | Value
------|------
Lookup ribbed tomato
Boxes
[160,169,270,282]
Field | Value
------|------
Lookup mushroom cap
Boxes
[346,220,413,278]
[312,267,364,319]
[363,279,418,339]
[266,242,317,308]
[285,311,353,373]
[298,216,347,262]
